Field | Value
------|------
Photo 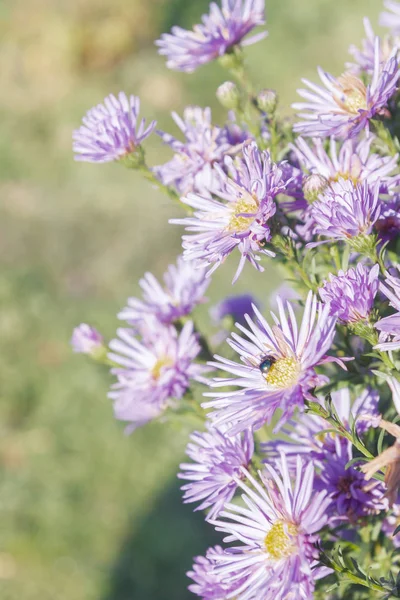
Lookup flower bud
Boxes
[216,81,240,110]
[71,324,105,358]
[348,233,377,256]
[256,89,278,114]
[303,174,329,203]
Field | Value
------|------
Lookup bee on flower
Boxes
[203,292,339,434]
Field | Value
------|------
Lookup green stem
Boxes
[120,148,186,208]
[177,389,207,423]
[372,119,399,157]
[268,116,279,162]
[332,570,389,593]
[138,164,183,207]
[305,400,374,460]
[330,244,341,272]
[348,320,396,370]
[295,262,317,292]
[197,330,214,363]
[368,242,387,274]
[225,49,254,97]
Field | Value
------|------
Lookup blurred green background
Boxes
[0,0,382,598]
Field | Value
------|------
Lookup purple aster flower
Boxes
[293,37,400,138]
[310,179,381,243]
[171,141,289,283]
[318,436,387,522]
[375,267,400,351]
[188,545,245,599]
[203,292,338,435]
[375,196,400,242]
[108,320,205,432]
[207,456,331,599]
[70,324,104,356]
[155,0,267,73]
[382,502,400,547]
[179,426,254,520]
[73,93,156,163]
[263,387,380,464]
[347,18,397,75]
[118,256,209,326]
[154,106,240,195]
[319,263,380,323]
[293,136,399,193]
[381,0,400,34]
[263,388,384,522]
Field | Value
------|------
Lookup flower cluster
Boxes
[263,389,385,523]
[108,320,205,432]
[107,258,210,432]
[71,0,400,598]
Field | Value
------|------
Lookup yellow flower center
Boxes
[329,167,361,186]
[264,521,298,560]
[226,195,258,233]
[263,356,300,389]
[344,90,367,113]
[151,356,173,380]
[334,74,367,114]
[316,430,337,444]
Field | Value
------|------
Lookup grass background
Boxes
[0,0,383,598]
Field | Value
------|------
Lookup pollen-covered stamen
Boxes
[334,73,367,114]
[226,194,259,233]
[316,430,337,444]
[264,521,298,560]
[329,172,357,185]
[263,356,301,389]
[151,356,173,380]
[329,158,363,186]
